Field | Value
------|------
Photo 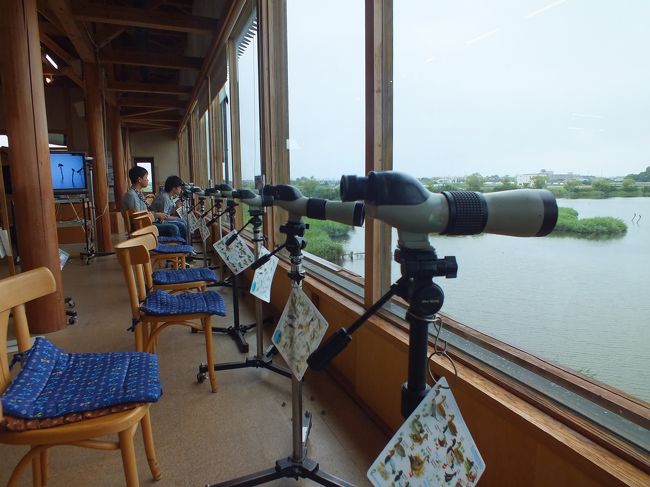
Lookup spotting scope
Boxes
[231,189,273,208]
[263,184,365,227]
[215,183,234,199]
[341,171,557,239]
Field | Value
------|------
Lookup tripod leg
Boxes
[305,467,356,487]
[205,465,283,486]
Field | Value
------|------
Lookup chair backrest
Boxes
[115,235,157,319]
[130,224,160,241]
[132,213,154,230]
[121,208,135,234]
[1,268,56,399]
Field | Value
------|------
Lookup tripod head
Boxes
[263,184,364,226]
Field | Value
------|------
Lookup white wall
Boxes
[129,129,180,191]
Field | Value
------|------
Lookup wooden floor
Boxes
[0,248,387,486]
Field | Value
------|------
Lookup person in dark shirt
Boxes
[150,175,188,241]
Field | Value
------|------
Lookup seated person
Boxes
[122,166,181,238]
[150,175,188,241]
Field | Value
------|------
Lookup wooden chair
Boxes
[122,209,148,233]
[0,268,161,487]
[130,225,192,270]
[115,236,225,393]
[131,212,153,231]
[128,232,216,293]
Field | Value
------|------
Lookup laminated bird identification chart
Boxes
[199,217,211,242]
[188,212,200,233]
[177,205,188,220]
[250,247,279,303]
[368,377,485,487]
[213,230,256,275]
[271,287,329,380]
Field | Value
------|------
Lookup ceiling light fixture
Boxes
[45,53,58,70]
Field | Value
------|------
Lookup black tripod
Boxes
[207,199,255,353]
[308,242,457,418]
[206,221,352,487]
[203,207,291,378]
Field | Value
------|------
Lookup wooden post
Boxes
[364,0,393,306]
[84,62,113,252]
[111,105,126,210]
[0,0,66,332]
[123,127,133,171]
[258,0,290,248]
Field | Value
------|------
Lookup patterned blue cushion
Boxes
[152,268,218,285]
[158,235,186,244]
[140,290,226,316]
[1,338,162,420]
[154,244,194,254]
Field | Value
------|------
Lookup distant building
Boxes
[515,170,593,186]
[516,173,537,186]
[438,176,464,184]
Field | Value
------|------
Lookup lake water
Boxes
[338,198,650,401]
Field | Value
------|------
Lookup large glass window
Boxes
[205,111,212,184]
[236,12,261,190]
[287,0,365,274]
[220,88,233,186]
[391,0,650,403]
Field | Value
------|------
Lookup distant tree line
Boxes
[625,166,650,182]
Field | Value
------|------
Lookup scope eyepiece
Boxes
[216,183,233,192]
[340,175,369,202]
[204,188,220,197]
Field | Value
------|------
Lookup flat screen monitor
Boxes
[50,152,88,194]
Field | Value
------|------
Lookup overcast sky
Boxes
[283,0,650,179]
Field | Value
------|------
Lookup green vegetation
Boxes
[625,166,650,182]
[303,218,352,261]
[291,177,339,199]
[552,207,627,238]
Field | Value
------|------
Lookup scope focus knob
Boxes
[440,256,458,279]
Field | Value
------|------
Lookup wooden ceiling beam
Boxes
[37,0,65,32]
[72,2,220,33]
[122,120,177,129]
[101,49,202,70]
[61,66,83,89]
[39,33,84,89]
[117,96,186,109]
[121,107,177,119]
[107,81,192,95]
[39,32,77,66]
[94,0,167,48]
[125,113,181,122]
[45,0,95,63]
[38,21,62,36]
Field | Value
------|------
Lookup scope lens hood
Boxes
[216,183,232,191]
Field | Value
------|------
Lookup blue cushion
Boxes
[1,338,162,420]
[140,290,226,316]
[154,244,194,254]
[152,268,218,285]
[158,235,186,244]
